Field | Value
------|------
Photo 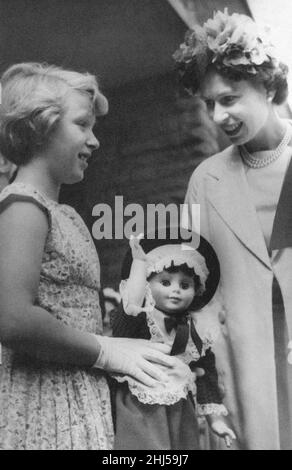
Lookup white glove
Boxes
[93,335,174,387]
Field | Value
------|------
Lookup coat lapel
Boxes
[270,154,292,250]
[206,146,272,269]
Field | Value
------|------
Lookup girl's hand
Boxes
[208,416,236,448]
[129,233,147,261]
[93,336,177,387]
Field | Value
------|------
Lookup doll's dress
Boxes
[111,280,227,450]
[0,183,114,450]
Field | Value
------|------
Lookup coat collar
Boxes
[205,145,272,270]
[270,151,292,250]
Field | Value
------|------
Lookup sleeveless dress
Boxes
[0,183,114,450]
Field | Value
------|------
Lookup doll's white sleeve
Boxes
[191,295,229,417]
[119,279,155,316]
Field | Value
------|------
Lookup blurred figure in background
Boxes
[0,153,16,191]
[100,287,121,336]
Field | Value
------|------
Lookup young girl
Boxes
[0,63,174,449]
[112,234,236,450]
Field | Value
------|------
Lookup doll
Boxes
[112,234,235,450]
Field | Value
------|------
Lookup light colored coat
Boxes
[185,144,292,450]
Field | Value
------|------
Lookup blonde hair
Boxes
[0,62,108,165]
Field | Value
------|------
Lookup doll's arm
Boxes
[112,242,150,337]
[194,349,236,447]
[125,234,149,308]
[195,348,224,409]
[206,415,236,448]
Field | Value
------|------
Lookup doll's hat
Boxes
[121,227,220,311]
[145,243,208,296]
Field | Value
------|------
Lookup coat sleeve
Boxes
[183,169,200,232]
[184,163,213,239]
[192,348,228,416]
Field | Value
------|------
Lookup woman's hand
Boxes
[94,336,177,387]
[207,415,236,448]
[129,233,147,262]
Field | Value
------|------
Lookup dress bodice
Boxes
[0,182,113,449]
[0,182,102,334]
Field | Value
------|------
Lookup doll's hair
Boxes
[147,262,204,297]
[0,62,108,165]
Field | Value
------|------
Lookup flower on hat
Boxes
[173,25,208,64]
[173,8,277,77]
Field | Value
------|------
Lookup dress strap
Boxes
[167,315,189,356]
[190,321,203,355]
[163,312,203,356]
[0,183,52,227]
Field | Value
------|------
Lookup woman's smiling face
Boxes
[199,69,272,146]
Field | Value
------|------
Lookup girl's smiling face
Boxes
[149,270,195,315]
[199,69,272,147]
[43,89,99,185]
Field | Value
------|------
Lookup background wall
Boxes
[0,0,252,287]
[81,73,222,287]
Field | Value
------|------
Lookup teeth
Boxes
[225,123,241,132]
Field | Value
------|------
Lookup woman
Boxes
[0,63,176,450]
[174,10,292,449]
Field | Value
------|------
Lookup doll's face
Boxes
[149,270,195,315]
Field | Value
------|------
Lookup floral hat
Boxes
[173,8,279,91]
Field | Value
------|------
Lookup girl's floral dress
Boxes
[0,183,114,450]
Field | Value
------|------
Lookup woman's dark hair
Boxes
[178,59,289,105]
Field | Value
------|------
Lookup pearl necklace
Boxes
[240,124,292,169]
